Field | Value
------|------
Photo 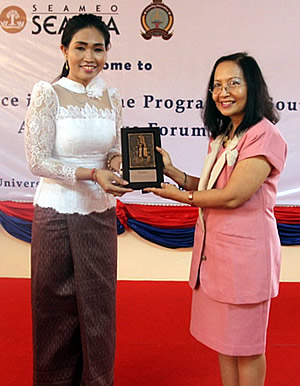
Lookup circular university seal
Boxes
[141,0,174,40]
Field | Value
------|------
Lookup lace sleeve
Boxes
[108,87,122,155]
[25,81,77,184]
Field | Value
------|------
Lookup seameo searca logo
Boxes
[0,6,27,33]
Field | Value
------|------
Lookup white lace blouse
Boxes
[25,76,122,214]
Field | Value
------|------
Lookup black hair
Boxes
[59,13,110,79]
[203,52,279,139]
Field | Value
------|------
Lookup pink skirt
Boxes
[190,286,271,356]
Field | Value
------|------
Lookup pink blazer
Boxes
[189,119,288,304]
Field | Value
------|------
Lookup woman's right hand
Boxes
[96,169,133,197]
[155,146,198,190]
[156,146,174,176]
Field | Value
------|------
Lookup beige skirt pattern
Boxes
[31,206,117,385]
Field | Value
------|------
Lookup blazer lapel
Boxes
[198,137,222,191]
[196,137,222,230]
[207,135,241,190]
[196,133,242,230]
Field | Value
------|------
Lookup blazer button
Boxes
[201,255,207,261]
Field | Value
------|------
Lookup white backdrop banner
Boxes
[0,1,299,205]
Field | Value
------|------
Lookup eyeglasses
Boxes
[209,79,247,96]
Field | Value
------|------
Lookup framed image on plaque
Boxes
[121,127,164,190]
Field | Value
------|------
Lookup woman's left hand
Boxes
[144,183,183,201]
[96,169,133,197]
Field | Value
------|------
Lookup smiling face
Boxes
[212,60,248,130]
[61,26,107,86]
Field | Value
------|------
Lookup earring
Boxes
[65,60,69,71]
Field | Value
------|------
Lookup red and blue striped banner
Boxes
[0,201,299,248]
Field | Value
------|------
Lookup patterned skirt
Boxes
[31,206,117,386]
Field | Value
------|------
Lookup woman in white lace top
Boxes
[25,14,132,386]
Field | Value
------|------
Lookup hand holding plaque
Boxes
[121,127,164,190]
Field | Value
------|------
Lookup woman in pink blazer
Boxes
[146,52,287,385]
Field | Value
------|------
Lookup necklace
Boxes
[67,89,89,105]
[222,135,230,148]
[222,124,234,148]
